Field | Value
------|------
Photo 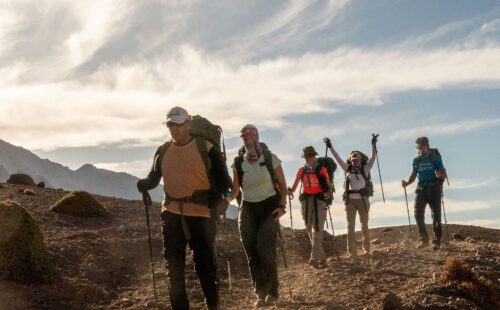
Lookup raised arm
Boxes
[324,137,348,172]
[364,143,376,175]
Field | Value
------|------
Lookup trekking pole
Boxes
[276,221,293,300]
[287,193,295,264]
[223,213,233,296]
[142,192,160,310]
[441,193,450,244]
[403,185,413,240]
[372,134,386,203]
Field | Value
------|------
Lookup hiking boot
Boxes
[254,297,266,308]
[309,259,319,268]
[265,294,278,305]
[417,241,429,249]
[432,240,440,250]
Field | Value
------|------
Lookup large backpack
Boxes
[343,151,374,199]
[299,156,337,205]
[233,142,279,204]
[415,148,443,171]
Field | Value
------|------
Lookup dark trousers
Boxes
[414,184,442,244]
[239,195,279,299]
[161,211,217,310]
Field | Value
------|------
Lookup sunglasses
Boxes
[166,122,186,129]
[351,159,361,162]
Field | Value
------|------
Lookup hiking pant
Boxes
[161,211,217,310]
[345,197,370,254]
[239,195,279,299]
[414,184,442,244]
[300,195,327,262]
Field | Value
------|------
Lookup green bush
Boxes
[0,200,54,283]
[50,190,108,217]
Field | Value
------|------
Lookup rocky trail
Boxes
[1,183,499,310]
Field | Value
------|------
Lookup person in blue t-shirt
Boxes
[402,137,447,250]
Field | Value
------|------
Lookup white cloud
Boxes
[94,159,152,178]
[2,44,500,150]
[388,118,500,142]
[451,218,500,228]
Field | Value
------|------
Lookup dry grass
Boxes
[23,188,35,196]
[50,190,108,217]
[440,256,500,309]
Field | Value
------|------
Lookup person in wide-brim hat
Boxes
[301,146,318,158]
[289,145,332,268]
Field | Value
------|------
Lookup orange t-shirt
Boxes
[161,139,212,218]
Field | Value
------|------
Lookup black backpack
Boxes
[233,142,279,204]
[415,148,443,171]
[343,151,374,199]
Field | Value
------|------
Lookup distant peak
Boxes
[77,163,96,171]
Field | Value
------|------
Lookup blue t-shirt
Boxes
[412,153,444,182]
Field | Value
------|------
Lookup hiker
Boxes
[228,124,287,307]
[324,136,377,257]
[288,146,332,267]
[136,106,230,310]
[402,136,447,250]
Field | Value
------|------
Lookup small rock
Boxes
[371,238,381,245]
[36,182,45,188]
[383,293,402,310]
[451,232,465,240]
[465,236,476,243]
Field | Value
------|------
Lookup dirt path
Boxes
[1,183,499,310]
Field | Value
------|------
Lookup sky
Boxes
[1,0,499,233]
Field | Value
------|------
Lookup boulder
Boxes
[36,182,45,188]
[6,173,36,186]
[383,293,402,310]
[50,190,108,217]
[0,200,54,283]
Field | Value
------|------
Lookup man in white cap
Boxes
[137,106,229,310]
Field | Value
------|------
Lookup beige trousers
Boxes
[345,197,370,254]
[301,195,327,261]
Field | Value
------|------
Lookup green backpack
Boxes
[189,115,226,159]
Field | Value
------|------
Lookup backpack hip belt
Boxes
[165,190,211,240]
[417,178,440,188]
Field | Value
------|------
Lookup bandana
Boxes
[241,125,262,160]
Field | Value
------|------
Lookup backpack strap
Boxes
[261,144,279,194]
[195,137,212,181]
[234,155,244,187]
[155,140,173,173]
[315,165,328,192]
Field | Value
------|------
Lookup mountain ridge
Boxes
[0,138,164,202]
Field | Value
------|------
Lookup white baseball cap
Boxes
[164,106,190,125]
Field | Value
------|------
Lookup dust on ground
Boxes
[1,183,499,310]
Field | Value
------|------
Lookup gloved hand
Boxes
[137,178,150,193]
[323,137,332,148]
[371,134,379,145]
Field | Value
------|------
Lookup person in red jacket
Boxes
[288,146,332,267]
